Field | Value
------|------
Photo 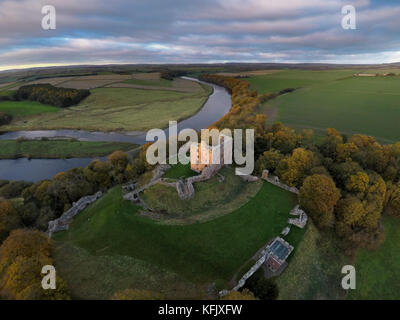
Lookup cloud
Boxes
[0,0,399,70]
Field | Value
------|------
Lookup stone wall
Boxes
[47,191,102,237]
[261,170,299,194]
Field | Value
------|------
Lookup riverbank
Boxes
[0,140,137,159]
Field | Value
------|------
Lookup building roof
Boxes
[266,237,293,263]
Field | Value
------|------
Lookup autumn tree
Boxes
[385,182,400,217]
[277,148,319,187]
[255,149,284,175]
[0,229,70,300]
[111,288,163,300]
[299,174,341,228]
[221,289,257,300]
[0,201,21,244]
[345,171,369,193]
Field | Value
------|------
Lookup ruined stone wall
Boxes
[261,170,299,194]
[47,191,102,237]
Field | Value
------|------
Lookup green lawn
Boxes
[55,182,297,284]
[0,100,59,117]
[3,86,211,132]
[0,140,137,159]
[162,163,198,179]
[53,242,202,300]
[348,216,400,300]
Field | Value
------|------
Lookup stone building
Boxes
[190,134,232,173]
[264,237,293,273]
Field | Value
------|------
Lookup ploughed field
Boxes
[247,69,400,143]
[0,72,211,132]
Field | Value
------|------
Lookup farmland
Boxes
[247,70,400,143]
[0,140,137,159]
[0,100,59,117]
[1,76,211,132]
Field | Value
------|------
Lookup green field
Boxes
[276,215,400,300]
[3,85,211,132]
[122,78,174,87]
[55,182,298,285]
[0,140,137,159]
[248,70,400,143]
[53,242,202,300]
[247,70,355,94]
[348,216,400,300]
[276,222,349,300]
[0,100,59,117]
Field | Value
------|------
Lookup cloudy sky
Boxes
[1,0,400,71]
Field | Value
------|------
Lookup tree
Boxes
[0,201,21,244]
[345,171,369,193]
[255,149,284,175]
[299,174,341,228]
[245,271,279,300]
[385,182,400,217]
[277,148,319,187]
[221,289,257,300]
[111,288,163,300]
[0,229,70,300]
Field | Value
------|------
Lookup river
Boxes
[0,77,231,182]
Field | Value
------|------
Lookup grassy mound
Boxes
[143,167,262,224]
[54,182,297,284]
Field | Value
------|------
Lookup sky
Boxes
[1,0,400,71]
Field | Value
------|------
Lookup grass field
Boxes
[0,140,136,159]
[122,78,173,88]
[3,84,211,132]
[53,242,202,300]
[247,70,400,143]
[347,216,400,300]
[277,215,400,300]
[143,167,263,224]
[0,100,59,117]
[276,223,349,300]
[54,182,297,285]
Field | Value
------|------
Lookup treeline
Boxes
[201,74,400,252]
[14,84,90,108]
[200,74,278,135]
[160,70,188,80]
